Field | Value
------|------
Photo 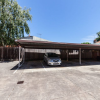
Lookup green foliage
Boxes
[81,42,91,44]
[0,0,32,46]
[96,31,100,42]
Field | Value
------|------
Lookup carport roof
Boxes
[15,39,100,50]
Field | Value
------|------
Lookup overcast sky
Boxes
[17,0,100,43]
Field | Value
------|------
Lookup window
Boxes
[48,53,58,57]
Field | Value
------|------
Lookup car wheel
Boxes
[46,61,49,66]
[59,64,62,66]
[43,59,45,62]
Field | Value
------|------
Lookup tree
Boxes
[95,31,100,42]
[81,42,91,44]
[0,0,32,46]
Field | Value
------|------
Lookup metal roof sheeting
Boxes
[15,40,100,50]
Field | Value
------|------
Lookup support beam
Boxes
[18,46,20,67]
[79,48,81,65]
[66,50,68,61]
[2,47,3,61]
[22,48,24,63]
[19,48,25,68]
[24,48,25,63]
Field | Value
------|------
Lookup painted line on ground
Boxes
[40,61,47,71]
[13,67,19,74]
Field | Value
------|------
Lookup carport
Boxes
[15,40,100,67]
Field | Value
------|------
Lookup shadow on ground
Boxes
[11,60,100,70]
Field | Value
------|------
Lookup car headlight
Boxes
[59,59,61,61]
[48,59,52,62]
[59,59,61,62]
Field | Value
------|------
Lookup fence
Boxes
[0,47,96,61]
[0,47,60,61]
[0,47,19,61]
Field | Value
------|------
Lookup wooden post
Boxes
[24,48,25,63]
[79,48,81,65]
[2,47,3,61]
[67,50,68,61]
[18,46,20,67]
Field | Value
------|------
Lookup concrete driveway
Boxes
[0,60,100,100]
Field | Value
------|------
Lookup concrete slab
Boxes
[0,61,100,100]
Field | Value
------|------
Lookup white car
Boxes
[44,53,61,66]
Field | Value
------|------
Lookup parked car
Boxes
[44,52,61,66]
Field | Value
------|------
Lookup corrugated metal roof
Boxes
[15,39,100,50]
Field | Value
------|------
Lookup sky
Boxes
[17,0,100,44]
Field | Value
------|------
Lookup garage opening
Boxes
[15,40,100,67]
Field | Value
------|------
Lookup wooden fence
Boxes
[0,47,95,61]
[0,47,19,61]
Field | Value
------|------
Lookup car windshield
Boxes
[48,53,58,57]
